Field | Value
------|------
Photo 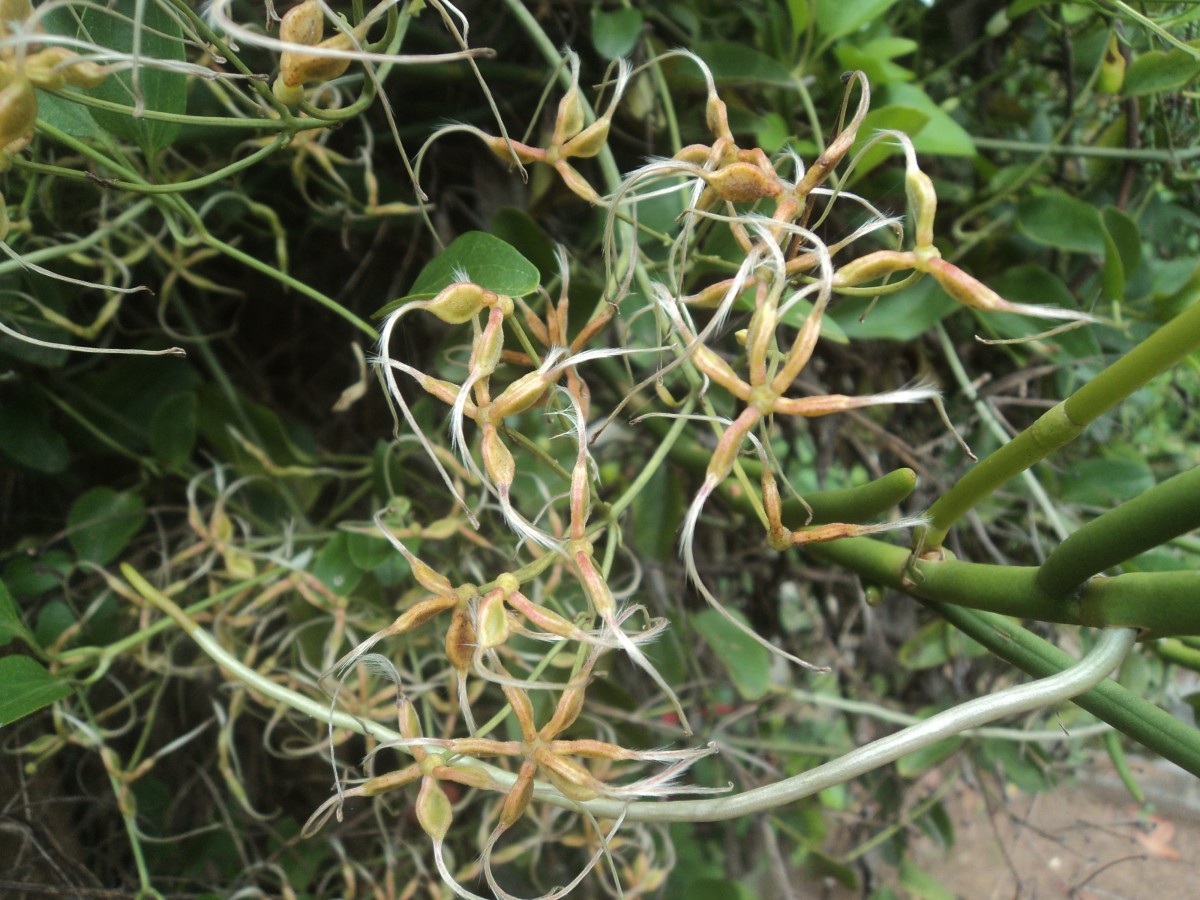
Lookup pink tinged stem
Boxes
[773,385,937,417]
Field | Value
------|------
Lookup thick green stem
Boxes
[923,299,1200,550]
[1037,466,1200,596]
[804,538,1200,775]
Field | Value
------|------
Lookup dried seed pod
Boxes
[278,0,324,87]
[705,161,782,203]
[280,0,324,46]
[285,32,355,87]
[444,608,476,671]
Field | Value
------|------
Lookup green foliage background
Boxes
[1,0,1198,896]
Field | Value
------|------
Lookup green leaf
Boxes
[35,89,102,139]
[410,232,540,299]
[0,655,73,726]
[831,277,959,342]
[899,858,956,900]
[149,392,197,467]
[787,0,809,39]
[312,532,364,596]
[690,41,792,86]
[0,392,69,474]
[346,530,393,571]
[489,207,559,284]
[898,619,987,670]
[1058,458,1155,507]
[631,462,685,562]
[0,580,37,649]
[835,45,914,86]
[1,551,72,598]
[881,84,975,156]
[1123,48,1200,97]
[920,800,957,849]
[1102,206,1141,274]
[592,8,644,60]
[77,0,187,154]
[35,601,75,648]
[1100,225,1125,301]
[897,734,964,777]
[850,105,929,179]
[693,608,771,700]
[67,487,147,566]
[815,0,901,42]
[1018,189,1107,255]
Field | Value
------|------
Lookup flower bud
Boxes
[554,83,586,145]
[1099,33,1126,95]
[905,169,938,248]
[424,281,493,325]
[415,777,453,842]
[832,250,913,289]
[475,586,511,650]
[502,684,536,737]
[489,367,552,421]
[481,425,515,491]
[471,306,507,379]
[561,118,610,159]
[0,0,31,41]
[0,75,36,153]
[25,48,107,90]
[499,761,536,829]
[539,752,599,802]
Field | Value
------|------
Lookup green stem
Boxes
[125,561,1144,822]
[923,299,1200,550]
[809,536,1200,639]
[1037,466,1200,596]
[202,234,377,339]
[971,136,1200,162]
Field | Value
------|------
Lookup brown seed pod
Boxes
[705,161,782,203]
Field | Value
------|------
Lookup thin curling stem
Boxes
[572,626,1136,823]
[128,562,1137,824]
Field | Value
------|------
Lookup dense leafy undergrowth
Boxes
[1,1,1199,897]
